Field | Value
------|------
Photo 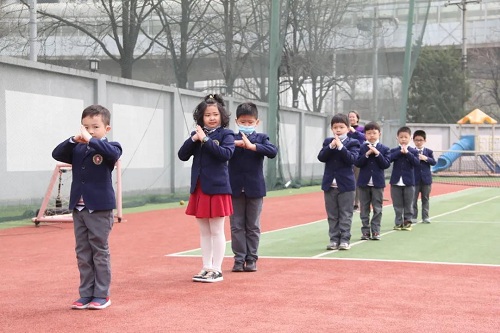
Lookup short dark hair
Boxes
[330,113,349,127]
[397,126,412,136]
[413,130,426,140]
[193,94,231,128]
[236,102,258,119]
[82,104,111,126]
[364,121,381,132]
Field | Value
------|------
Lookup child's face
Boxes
[331,122,349,136]
[413,136,426,148]
[203,105,221,128]
[397,132,411,146]
[236,114,259,127]
[365,129,380,144]
[82,115,110,139]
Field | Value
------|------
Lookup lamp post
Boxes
[88,58,100,72]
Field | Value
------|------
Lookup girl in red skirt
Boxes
[178,94,235,283]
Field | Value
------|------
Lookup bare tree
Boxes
[0,1,29,55]
[229,0,270,101]
[152,0,212,89]
[201,0,268,98]
[470,47,500,119]
[281,0,359,112]
[20,0,165,79]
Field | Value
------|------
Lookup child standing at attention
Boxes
[389,126,419,231]
[354,122,391,240]
[178,94,235,283]
[318,113,360,250]
[412,130,436,224]
[52,105,122,310]
[228,102,278,272]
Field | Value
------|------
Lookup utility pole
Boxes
[445,0,482,72]
[357,7,398,122]
[399,0,415,126]
[266,0,281,190]
[29,0,38,62]
[372,6,378,122]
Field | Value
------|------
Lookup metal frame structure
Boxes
[32,160,123,226]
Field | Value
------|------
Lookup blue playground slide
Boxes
[432,135,475,173]
[432,135,500,173]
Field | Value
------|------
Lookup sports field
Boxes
[0,184,499,332]
[174,186,500,265]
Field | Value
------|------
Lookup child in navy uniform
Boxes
[228,102,278,272]
[412,130,436,223]
[52,105,122,310]
[354,122,391,240]
[318,113,360,250]
[178,94,235,283]
[389,126,419,231]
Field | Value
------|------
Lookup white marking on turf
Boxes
[166,189,499,262]
[313,194,500,258]
[165,254,500,268]
[257,256,500,268]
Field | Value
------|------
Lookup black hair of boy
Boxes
[413,130,426,140]
[397,126,412,136]
[193,94,231,128]
[236,102,259,119]
[364,121,381,132]
[82,104,111,126]
[331,113,349,127]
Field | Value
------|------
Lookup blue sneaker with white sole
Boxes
[87,297,111,310]
[71,297,93,310]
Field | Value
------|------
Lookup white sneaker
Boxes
[326,242,339,250]
[200,270,223,283]
[339,243,350,250]
[192,269,208,282]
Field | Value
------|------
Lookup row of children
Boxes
[52,94,278,310]
[321,113,436,252]
[51,95,434,310]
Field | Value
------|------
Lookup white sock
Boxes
[196,218,213,270]
[208,217,226,272]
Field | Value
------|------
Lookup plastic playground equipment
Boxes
[432,109,500,174]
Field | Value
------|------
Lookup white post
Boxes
[29,0,38,62]
[372,6,378,121]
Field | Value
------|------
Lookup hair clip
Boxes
[208,94,214,99]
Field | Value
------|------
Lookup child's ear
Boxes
[106,125,111,133]
[255,119,260,126]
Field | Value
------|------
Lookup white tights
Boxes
[196,217,226,272]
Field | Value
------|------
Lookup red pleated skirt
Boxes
[185,182,233,218]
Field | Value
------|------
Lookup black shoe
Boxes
[360,233,370,240]
[232,262,244,272]
[353,205,359,211]
[244,260,257,272]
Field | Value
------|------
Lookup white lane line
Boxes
[313,194,500,258]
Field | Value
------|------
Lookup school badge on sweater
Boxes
[93,154,103,165]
